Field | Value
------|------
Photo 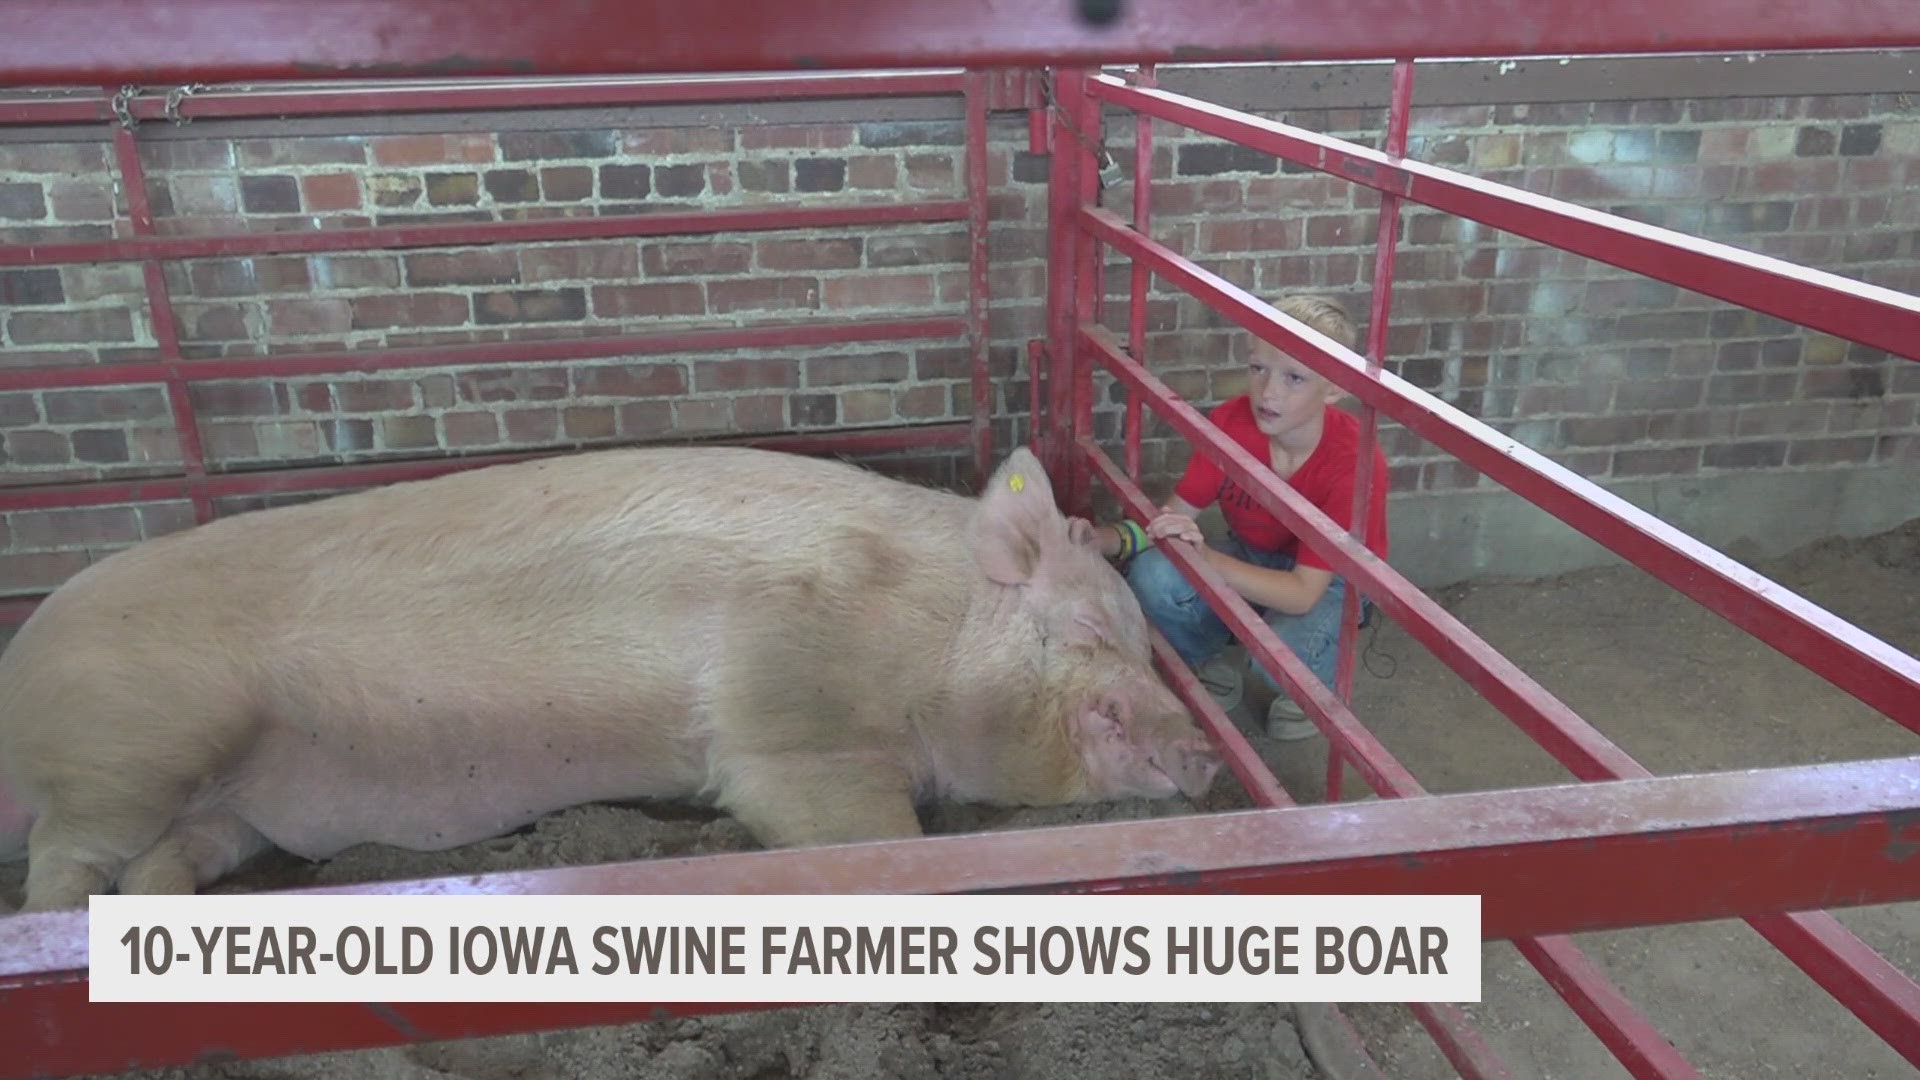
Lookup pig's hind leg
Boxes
[21,805,172,911]
[18,736,255,910]
[116,805,271,896]
[23,793,261,909]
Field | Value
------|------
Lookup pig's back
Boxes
[243,445,970,688]
[42,444,968,631]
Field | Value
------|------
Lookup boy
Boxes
[1081,294,1388,741]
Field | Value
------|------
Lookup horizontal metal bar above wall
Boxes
[0,71,970,125]
[0,96,978,145]
[1140,49,1920,112]
[8,2,1920,84]
[3,50,1909,146]
[0,71,980,143]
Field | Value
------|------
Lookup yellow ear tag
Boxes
[1009,473,1025,492]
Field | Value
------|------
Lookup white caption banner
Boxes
[90,893,1481,1003]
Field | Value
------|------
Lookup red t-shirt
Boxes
[1172,397,1389,572]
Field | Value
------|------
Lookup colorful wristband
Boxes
[1115,519,1149,560]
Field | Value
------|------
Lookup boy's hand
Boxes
[1147,512,1203,548]
[1065,516,1097,546]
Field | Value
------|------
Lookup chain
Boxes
[106,84,211,128]
[1040,70,1119,195]
[164,83,209,124]
[110,85,139,128]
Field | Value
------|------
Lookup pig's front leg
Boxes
[703,597,927,849]
[716,754,923,849]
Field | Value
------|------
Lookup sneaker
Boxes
[1195,657,1243,714]
[1265,695,1319,741]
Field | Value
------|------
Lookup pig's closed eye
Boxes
[1068,610,1113,649]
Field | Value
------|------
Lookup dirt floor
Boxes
[6,515,1917,1080]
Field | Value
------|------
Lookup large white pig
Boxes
[0,445,1221,911]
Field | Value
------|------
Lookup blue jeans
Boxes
[1124,533,1353,697]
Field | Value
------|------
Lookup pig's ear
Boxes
[973,448,1064,585]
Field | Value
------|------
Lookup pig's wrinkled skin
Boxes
[0,445,1221,911]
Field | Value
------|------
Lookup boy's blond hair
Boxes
[1273,294,1359,351]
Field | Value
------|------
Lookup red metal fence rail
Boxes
[5,753,1919,1077]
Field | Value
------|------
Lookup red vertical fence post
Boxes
[1044,66,1097,508]
[1072,68,1105,518]
[1124,63,1155,480]
[1027,340,1046,457]
[103,86,214,524]
[1328,57,1413,802]
[1042,70,1074,489]
[965,70,994,487]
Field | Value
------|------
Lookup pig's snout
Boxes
[1153,737,1223,800]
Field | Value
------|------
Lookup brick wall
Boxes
[1,71,1917,601]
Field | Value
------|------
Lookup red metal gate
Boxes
[0,69,1006,631]
[2,4,1919,1078]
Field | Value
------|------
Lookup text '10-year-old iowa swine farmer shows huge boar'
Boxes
[0,445,1222,911]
